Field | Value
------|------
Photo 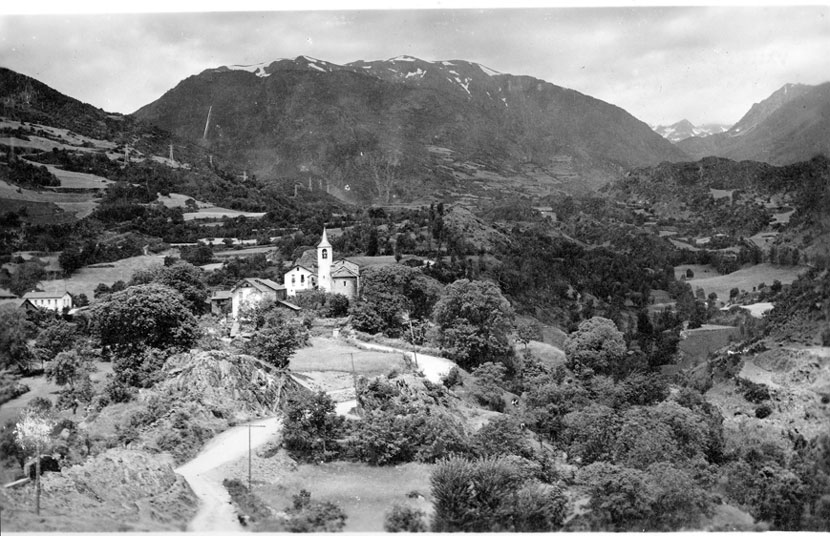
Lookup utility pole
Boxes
[244,423,266,491]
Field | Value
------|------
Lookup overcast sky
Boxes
[1,3,828,126]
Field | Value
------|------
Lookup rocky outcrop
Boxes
[160,350,304,421]
[0,449,198,531]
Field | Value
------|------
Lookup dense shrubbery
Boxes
[282,390,345,462]
[431,456,568,532]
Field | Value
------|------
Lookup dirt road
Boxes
[176,416,281,532]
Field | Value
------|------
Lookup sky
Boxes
[0,2,828,126]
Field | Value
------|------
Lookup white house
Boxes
[22,291,72,312]
[230,278,287,319]
[284,229,360,299]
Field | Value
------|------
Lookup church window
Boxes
[322,249,328,259]
[301,275,305,283]
[343,281,347,287]
[291,275,295,284]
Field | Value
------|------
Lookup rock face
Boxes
[160,350,303,421]
[0,449,198,531]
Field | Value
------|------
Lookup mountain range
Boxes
[651,119,729,143]
[133,55,686,203]
[676,83,830,165]
[2,58,829,206]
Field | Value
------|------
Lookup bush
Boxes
[384,504,427,532]
[223,478,275,528]
[442,366,463,388]
[473,415,534,459]
[736,377,771,403]
[755,405,773,419]
[285,489,347,532]
[347,404,472,465]
[283,390,345,462]
[431,455,567,532]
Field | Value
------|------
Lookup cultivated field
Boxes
[677,263,807,300]
[0,178,99,219]
[38,254,167,299]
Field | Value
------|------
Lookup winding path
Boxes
[175,416,281,532]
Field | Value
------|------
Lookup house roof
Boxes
[0,288,17,299]
[0,298,37,310]
[276,300,302,311]
[291,249,318,272]
[231,278,285,294]
[211,290,233,300]
[22,291,70,300]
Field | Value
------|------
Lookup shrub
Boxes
[283,390,345,462]
[473,415,534,459]
[285,489,347,532]
[223,478,275,528]
[431,455,566,532]
[27,397,53,413]
[442,366,463,388]
[347,404,472,465]
[736,377,771,403]
[755,405,773,419]
[384,504,427,532]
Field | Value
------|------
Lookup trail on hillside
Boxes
[176,416,281,532]
[346,339,455,382]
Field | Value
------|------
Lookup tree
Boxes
[351,264,442,336]
[45,350,94,391]
[14,409,55,515]
[91,284,198,385]
[9,260,45,296]
[0,307,35,373]
[244,305,308,369]
[283,390,345,462]
[432,279,515,370]
[33,319,78,364]
[564,317,626,377]
[130,262,209,315]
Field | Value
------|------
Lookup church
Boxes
[283,229,361,299]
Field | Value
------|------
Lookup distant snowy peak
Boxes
[652,119,729,143]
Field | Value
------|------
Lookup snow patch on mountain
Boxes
[478,64,501,77]
[308,63,327,73]
[224,63,271,77]
[405,68,426,79]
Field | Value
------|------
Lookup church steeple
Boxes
[318,227,332,249]
[317,228,332,292]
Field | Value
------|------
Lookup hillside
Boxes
[134,55,687,204]
[677,83,830,165]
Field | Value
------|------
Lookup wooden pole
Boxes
[244,423,266,491]
[35,446,41,515]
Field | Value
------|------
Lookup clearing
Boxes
[38,254,167,299]
[0,361,112,425]
[682,263,807,300]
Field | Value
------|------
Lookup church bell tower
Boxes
[317,228,332,293]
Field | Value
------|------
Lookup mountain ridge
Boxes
[134,55,688,204]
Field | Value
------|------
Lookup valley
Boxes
[1,34,829,533]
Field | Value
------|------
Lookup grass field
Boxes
[291,337,406,377]
[0,178,100,219]
[38,254,166,299]
[0,361,112,425]
[680,263,807,300]
[258,461,433,532]
[36,162,112,189]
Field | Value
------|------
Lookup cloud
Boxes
[0,6,828,124]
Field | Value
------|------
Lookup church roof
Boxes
[317,228,332,249]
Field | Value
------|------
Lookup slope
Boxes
[134,55,687,204]
[677,83,830,165]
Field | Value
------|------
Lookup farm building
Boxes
[21,291,72,312]
[230,278,288,320]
